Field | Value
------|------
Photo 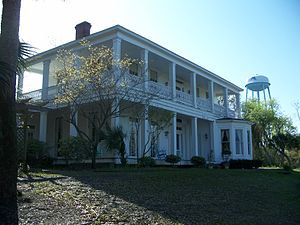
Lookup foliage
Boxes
[228,159,262,169]
[26,139,45,164]
[58,136,90,165]
[190,156,206,167]
[282,163,292,171]
[105,126,127,166]
[242,99,299,166]
[165,154,181,165]
[138,156,156,167]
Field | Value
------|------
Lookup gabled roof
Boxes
[26,24,243,92]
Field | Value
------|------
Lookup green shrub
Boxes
[26,139,47,167]
[191,156,206,167]
[165,154,181,165]
[139,156,156,167]
[283,164,292,171]
[229,159,263,169]
[58,137,90,165]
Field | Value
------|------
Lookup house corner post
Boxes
[169,62,176,100]
[171,112,177,155]
[209,80,214,113]
[192,117,198,156]
[39,111,48,142]
[42,59,51,101]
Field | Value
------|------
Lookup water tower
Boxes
[245,75,271,102]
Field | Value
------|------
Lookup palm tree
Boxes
[0,0,22,223]
[105,126,127,166]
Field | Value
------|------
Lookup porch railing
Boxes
[214,103,226,117]
[196,97,211,111]
[176,91,193,105]
[21,89,42,100]
[148,81,172,99]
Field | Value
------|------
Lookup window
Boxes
[196,88,200,97]
[88,112,97,142]
[221,129,230,153]
[150,69,158,82]
[247,130,251,155]
[129,62,138,76]
[150,124,159,157]
[235,129,244,154]
[129,126,136,156]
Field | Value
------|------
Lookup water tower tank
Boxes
[245,75,271,102]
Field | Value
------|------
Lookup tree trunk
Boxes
[91,144,97,169]
[0,0,21,224]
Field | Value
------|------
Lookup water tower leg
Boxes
[263,89,266,103]
[252,91,254,98]
[257,91,260,102]
[246,88,248,101]
[267,87,271,99]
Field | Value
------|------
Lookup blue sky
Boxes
[13,0,300,130]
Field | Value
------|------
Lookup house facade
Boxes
[19,22,252,164]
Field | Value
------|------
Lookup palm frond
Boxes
[17,42,36,75]
[105,126,126,150]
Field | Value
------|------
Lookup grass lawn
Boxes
[18,168,300,225]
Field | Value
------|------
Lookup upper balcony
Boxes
[20,36,241,119]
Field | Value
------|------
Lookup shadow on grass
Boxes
[57,168,300,225]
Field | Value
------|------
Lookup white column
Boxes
[70,107,78,137]
[42,60,51,100]
[171,112,177,155]
[224,87,228,117]
[169,62,176,100]
[112,37,122,127]
[141,49,149,90]
[39,111,48,142]
[236,93,241,118]
[192,117,198,156]
[210,121,216,162]
[17,72,24,99]
[113,37,121,61]
[209,80,214,112]
[143,105,150,156]
[191,72,197,107]
[112,37,122,82]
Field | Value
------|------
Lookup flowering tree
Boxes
[55,40,156,168]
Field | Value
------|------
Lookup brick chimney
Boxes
[75,21,91,40]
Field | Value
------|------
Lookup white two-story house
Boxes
[18,22,252,164]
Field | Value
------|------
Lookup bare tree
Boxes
[141,108,172,158]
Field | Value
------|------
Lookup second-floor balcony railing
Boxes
[148,81,172,99]
[20,74,238,119]
[176,90,193,105]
